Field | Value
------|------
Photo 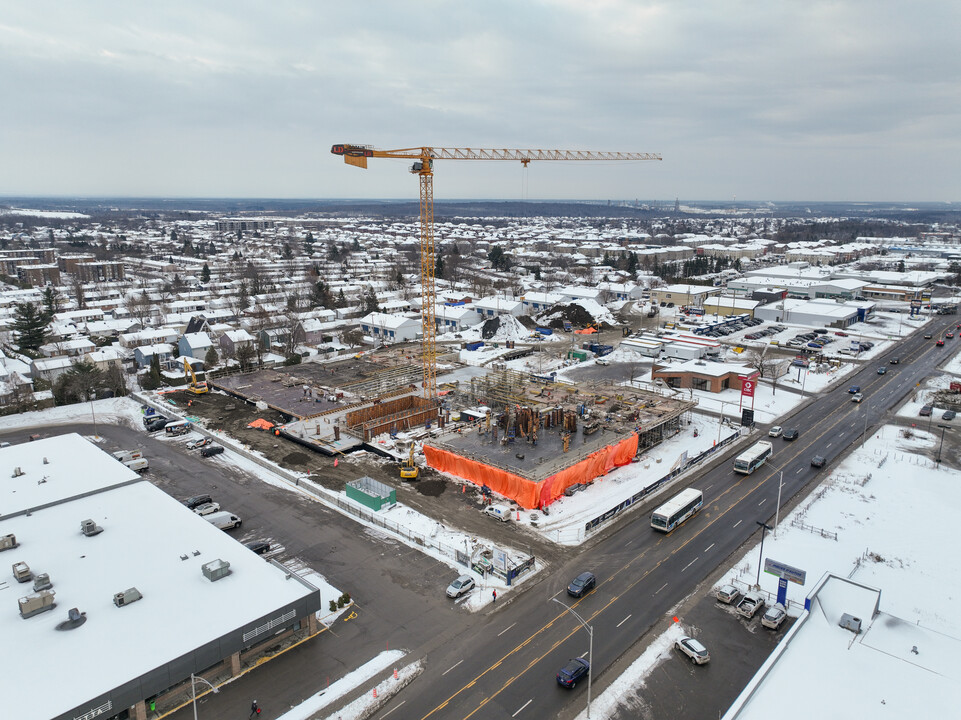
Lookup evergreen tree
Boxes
[204,345,219,368]
[12,302,49,351]
[41,287,62,321]
[201,263,211,283]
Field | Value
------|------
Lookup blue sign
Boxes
[777,577,788,606]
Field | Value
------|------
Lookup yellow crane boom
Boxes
[331,143,661,401]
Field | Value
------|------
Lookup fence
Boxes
[583,429,742,537]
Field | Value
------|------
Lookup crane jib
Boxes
[330,144,373,157]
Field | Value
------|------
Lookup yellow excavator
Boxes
[184,357,208,395]
[400,444,418,480]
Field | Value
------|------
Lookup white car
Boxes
[674,636,710,665]
[192,502,221,516]
[715,583,741,605]
[761,603,788,630]
[736,591,765,619]
[596,358,610,366]
[446,575,475,599]
[768,426,783,438]
[851,393,863,403]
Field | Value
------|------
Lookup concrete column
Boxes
[132,700,147,720]
[308,613,319,634]
[230,651,241,677]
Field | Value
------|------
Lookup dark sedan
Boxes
[783,428,800,440]
[557,657,590,688]
[567,571,597,598]
[811,456,826,468]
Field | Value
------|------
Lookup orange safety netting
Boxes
[423,433,638,510]
[247,418,275,430]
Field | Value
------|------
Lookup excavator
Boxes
[183,357,208,395]
[400,444,418,480]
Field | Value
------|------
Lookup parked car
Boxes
[192,502,221,516]
[943,410,956,421]
[811,455,826,468]
[768,426,783,438]
[674,636,710,665]
[187,437,212,450]
[736,591,765,618]
[244,540,271,556]
[184,494,212,510]
[761,603,788,630]
[567,571,597,598]
[446,575,475,599]
[595,358,609,366]
[851,393,863,403]
[920,405,933,417]
[848,386,861,394]
[143,416,168,432]
[783,428,799,441]
[200,444,225,457]
[715,583,740,604]
[556,657,590,688]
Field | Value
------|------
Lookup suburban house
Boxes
[473,297,525,318]
[178,332,214,360]
[520,291,564,313]
[435,304,480,333]
[30,356,76,384]
[219,329,257,358]
[119,328,179,349]
[133,343,176,370]
[39,337,97,358]
[85,348,125,373]
[359,312,421,344]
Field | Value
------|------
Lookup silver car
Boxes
[192,502,221,516]
[446,575,475,599]
[675,636,710,665]
[761,603,787,630]
[715,583,741,605]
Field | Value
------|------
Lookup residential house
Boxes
[473,296,524,319]
[219,329,256,358]
[178,332,214,361]
[39,337,96,358]
[30,356,76,384]
[520,291,564,314]
[133,343,176,370]
[435,304,480,333]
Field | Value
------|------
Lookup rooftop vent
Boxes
[12,467,24,477]
[33,573,52,592]
[202,559,231,582]
[839,613,862,634]
[55,607,87,631]
[0,534,18,552]
[114,587,143,607]
[81,519,103,537]
[19,589,56,619]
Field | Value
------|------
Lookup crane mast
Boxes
[331,144,661,401]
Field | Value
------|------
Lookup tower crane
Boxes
[331,144,661,402]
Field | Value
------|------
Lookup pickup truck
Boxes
[736,591,765,619]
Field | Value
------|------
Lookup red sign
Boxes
[951,382,961,393]
[740,375,757,398]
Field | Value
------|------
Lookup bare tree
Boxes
[126,292,154,328]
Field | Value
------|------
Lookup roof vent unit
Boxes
[33,573,52,592]
[19,589,56,619]
[114,587,143,607]
[56,607,87,631]
[12,467,24,478]
[0,534,18,552]
[12,561,32,583]
[81,519,103,537]
[839,613,862,634]
[43,457,49,465]
[202,559,231,582]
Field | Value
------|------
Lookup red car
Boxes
[948,333,955,339]
[937,340,945,346]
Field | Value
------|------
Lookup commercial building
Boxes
[0,434,321,720]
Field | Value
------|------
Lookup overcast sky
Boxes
[1,1,958,202]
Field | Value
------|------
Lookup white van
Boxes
[113,450,144,463]
[204,511,242,530]
[483,504,512,522]
[122,457,149,473]
[165,420,193,436]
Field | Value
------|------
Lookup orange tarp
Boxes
[247,418,275,430]
[574,327,598,335]
[423,433,639,510]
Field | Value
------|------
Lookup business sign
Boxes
[739,375,757,398]
[764,558,806,585]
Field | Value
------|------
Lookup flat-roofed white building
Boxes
[0,434,320,720]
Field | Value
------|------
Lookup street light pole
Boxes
[552,597,593,719]
[755,521,773,589]
[937,424,951,468]
[191,673,219,720]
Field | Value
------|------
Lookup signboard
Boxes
[493,547,509,571]
[764,558,807,585]
[741,409,755,427]
[739,376,757,398]
[950,381,961,393]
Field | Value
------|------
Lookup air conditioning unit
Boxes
[839,613,862,634]
[202,559,231,582]
[114,587,143,607]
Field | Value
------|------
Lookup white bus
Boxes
[651,488,704,533]
[733,441,773,475]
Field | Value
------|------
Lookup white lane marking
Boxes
[442,660,463,676]
[617,614,632,628]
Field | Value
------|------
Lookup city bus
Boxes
[733,441,773,475]
[651,488,704,533]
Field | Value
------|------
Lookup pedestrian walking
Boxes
[249,700,260,717]
[492,589,497,603]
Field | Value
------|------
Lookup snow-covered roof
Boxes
[0,434,318,720]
